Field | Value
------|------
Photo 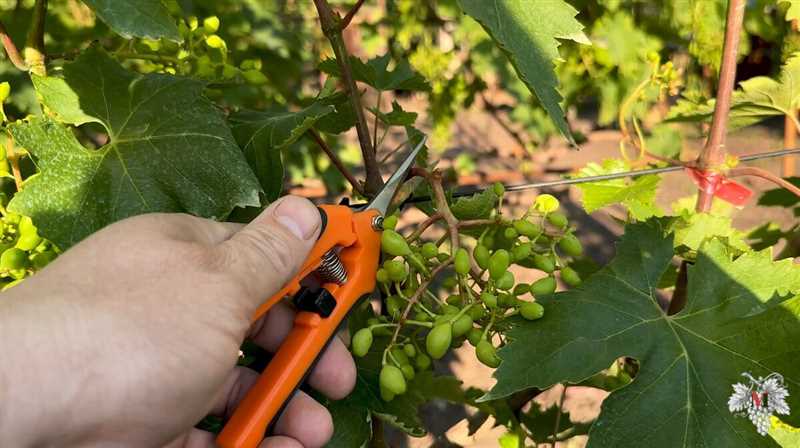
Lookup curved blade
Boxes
[363,136,426,216]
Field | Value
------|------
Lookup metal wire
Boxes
[401,147,800,204]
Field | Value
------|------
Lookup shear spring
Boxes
[317,249,348,284]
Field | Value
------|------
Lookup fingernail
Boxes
[274,196,321,240]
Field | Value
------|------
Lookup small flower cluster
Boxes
[728,372,790,435]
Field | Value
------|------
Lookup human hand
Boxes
[0,196,356,448]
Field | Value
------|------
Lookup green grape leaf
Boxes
[81,0,181,41]
[575,159,663,220]
[10,47,260,248]
[690,0,728,73]
[321,396,372,448]
[457,0,589,146]
[319,54,430,92]
[520,403,592,443]
[485,220,800,447]
[780,0,800,21]
[667,54,800,129]
[758,177,800,208]
[450,189,498,220]
[229,102,334,201]
[670,211,750,254]
[369,100,418,127]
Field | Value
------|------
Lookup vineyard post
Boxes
[312,0,383,198]
[694,0,745,213]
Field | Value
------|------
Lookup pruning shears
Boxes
[216,138,425,448]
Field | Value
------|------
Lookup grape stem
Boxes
[728,166,800,199]
[0,21,27,71]
[307,129,365,196]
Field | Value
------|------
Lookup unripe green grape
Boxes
[530,276,557,296]
[243,69,268,85]
[384,260,407,282]
[481,292,497,309]
[401,364,416,380]
[421,242,438,259]
[205,34,226,50]
[376,268,389,283]
[441,304,460,316]
[380,365,407,395]
[386,295,404,318]
[467,328,483,346]
[415,353,432,370]
[220,64,237,79]
[504,227,518,239]
[240,59,262,70]
[498,293,516,308]
[442,276,458,289]
[468,305,486,320]
[403,344,416,358]
[532,253,555,273]
[513,220,541,238]
[382,215,399,230]
[0,82,9,103]
[488,249,510,280]
[1,248,28,270]
[436,253,450,263]
[187,16,199,31]
[558,234,583,257]
[15,220,41,251]
[380,385,396,402]
[390,347,410,366]
[474,244,490,269]
[31,251,56,270]
[476,340,501,368]
[413,310,431,322]
[513,283,529,296]
[382,230,410,256]
[203,16,220,33]
[547,212,568,228]
[520,302,545,320]
[426,323,452,359]
[446,294,462,306]
[405,252,430,277]
[452,314,474,337]
[561,266,582,287]
[533,194,560,213]
[492,182,505,197]
[512,242,532,262]
[495,271,514,290]
[482,234,495,249]
[454,248,470,275]
[352,328,373,357]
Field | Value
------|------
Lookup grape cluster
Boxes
[0,211,58,291]
[352,186,584,401]
[125,16,267,85]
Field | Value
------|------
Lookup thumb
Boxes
[218,195,322,310]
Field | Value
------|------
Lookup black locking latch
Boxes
[293,287,337,317]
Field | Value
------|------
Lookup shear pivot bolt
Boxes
[372,216,384,231]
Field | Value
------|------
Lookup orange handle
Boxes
[216,207,381,448]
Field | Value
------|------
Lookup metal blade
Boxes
[363,136,426,216]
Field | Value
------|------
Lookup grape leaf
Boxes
[575,159,663,220]
[10,47,260,248]
[319,54,430,92]
[758,177,800,208]
[321,396,372,448]
[229,103,334,201]
[690,0,727,73]
[81,0,181,41]
[667,54,800,129]
[485,220,800,447]
[670,211,750,254]
[780,0,800,21]
[457,0,589,146]
[369,100,418,127]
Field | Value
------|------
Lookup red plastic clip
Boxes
[685,167,753,207]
